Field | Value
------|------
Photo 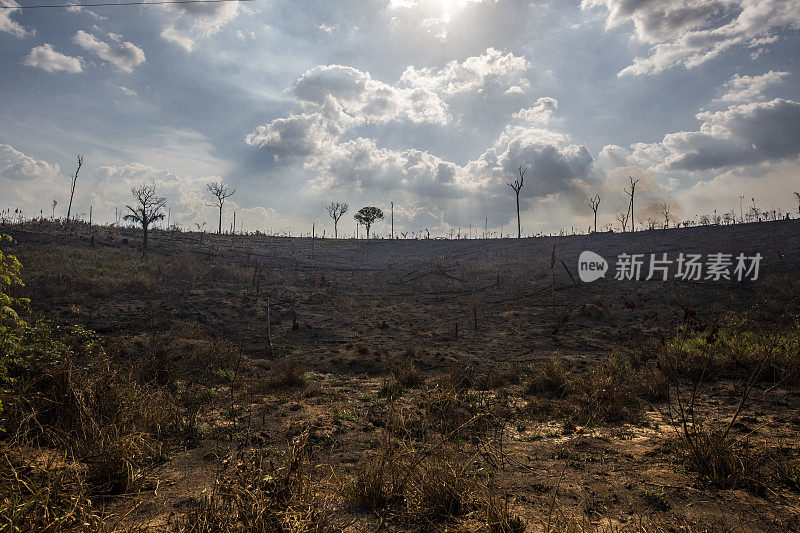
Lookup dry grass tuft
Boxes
[172,431,329,532]
[260,361,307,392]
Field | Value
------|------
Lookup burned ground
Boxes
[2,219,799,531]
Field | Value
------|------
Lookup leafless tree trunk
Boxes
[507,166,525,238]
[616,211,629,232]
[124,184,166,257]
[625,176,639,232]
[206,180,236,235]
[660,202,671,228]
[66,155,83,221]
[325,202,348,238]
[588,194,600,233]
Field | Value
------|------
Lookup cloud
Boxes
[22,44,83,73]
[244,49,599,231]
[306,137,468,200]
[631,98,800,171]
[399,47,530,96]
[293,64,449,126]
[94,163,290,232]
[674,157,800,218]
[159,2,241,50]
[583,0,800,76]
[249,80,596,231]
[387,0,490,42]
[0,145,64,210]
[118,86,137,96]
[582,0,728,43]
[595,147,684,223]
[0,144,61,181]
[245,113,333,161]
[246,49,533,171]
[73,30,146,73]
[0,0,30,38]
[715,70,791,103]
[511,97,559,125]
[247,63,451,161]
[65,3,106,21]
[160,25,196,52]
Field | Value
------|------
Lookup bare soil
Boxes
[4,218,800,531]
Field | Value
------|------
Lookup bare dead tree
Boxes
[51,200,57,220]
[660,202,671,228]
[325,201,348,239]
[507,166,525,238]
[65,155,83,221]
[625,176,639,232]
[206,180,236,235]
[124,184,166,257]
[587,194,600,233]
[616,211,629,232]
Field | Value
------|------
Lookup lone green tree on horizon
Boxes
[354,206,384,239]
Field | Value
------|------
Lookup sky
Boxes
[1,0,799,237]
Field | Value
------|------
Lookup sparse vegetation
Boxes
[0,218,797,531]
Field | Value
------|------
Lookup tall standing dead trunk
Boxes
[66,155,83,221]
[507,166,526,238]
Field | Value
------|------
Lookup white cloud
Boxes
[0,0,30,38]
[247,61,596,229]
[400,47,530,96]
[245,113,333,161]
[512,97,559,125]
[118,86,137,96]
[22,44,83,74]
[632,98,800,171]
[161,25,196,52]
[716,70,790,103]
[159,2,241,50]
[247,63,452,161]
[0,145,64,211]
[73,30,146,73]
[65,4,106,20]
[0,144,61,181]
[583,0,800,76]
[294,64,449,127]
[674,157,800,218]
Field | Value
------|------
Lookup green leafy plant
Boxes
[1,234,29,336]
